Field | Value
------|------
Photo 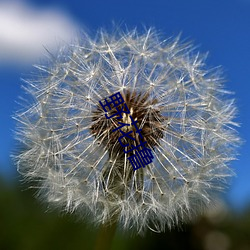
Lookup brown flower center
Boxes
[90,90,165,161]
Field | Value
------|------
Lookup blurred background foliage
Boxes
[1,175,250,250]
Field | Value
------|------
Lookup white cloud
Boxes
[0,1,78,65]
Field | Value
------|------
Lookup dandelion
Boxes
[14,27,240,234]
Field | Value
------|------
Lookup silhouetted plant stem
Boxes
[94,220,118,250]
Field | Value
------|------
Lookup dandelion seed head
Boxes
[14,27,240,234]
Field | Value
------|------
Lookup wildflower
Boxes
[14,28,240,233]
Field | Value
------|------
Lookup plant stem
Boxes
[94,221,117,250]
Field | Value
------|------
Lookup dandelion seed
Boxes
[14,27,240,234]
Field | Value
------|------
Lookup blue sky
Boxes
[0,0,249,210]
